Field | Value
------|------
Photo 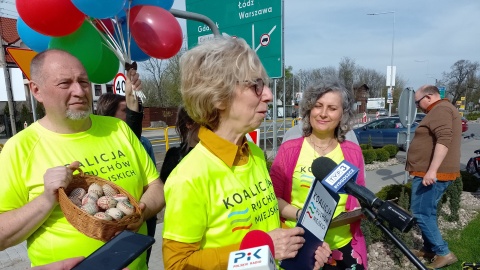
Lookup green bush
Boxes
[360,144,372,150]
[375,183,412,204]
[382,144,399,158]
[362,184,414,265]
[439,177,462,222]
[363,178,466,266]
[362,149,377,164]
[466,111,480,121]
[460,171,480,192]
[374,148,390,162]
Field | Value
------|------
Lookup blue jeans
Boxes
[410,176,452,256]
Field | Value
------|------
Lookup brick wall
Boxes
[143,107,178,127]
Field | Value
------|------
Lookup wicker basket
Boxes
[58,168,142,242]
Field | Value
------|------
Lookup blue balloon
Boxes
[133,0,174,10]
[72,0,127,19]
[17,17,51,52]
[117,22,150,62]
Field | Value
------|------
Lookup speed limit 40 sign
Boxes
[113,73,126,96]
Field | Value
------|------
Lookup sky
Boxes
[2,0,479,90]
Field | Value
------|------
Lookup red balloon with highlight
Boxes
[129,5,183,59]
[16,0,85,37]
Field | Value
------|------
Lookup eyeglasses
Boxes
[415,94,431,107]
[246,78,265,96]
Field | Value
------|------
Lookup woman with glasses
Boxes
[162,37,331,270]
[270,80,368,270]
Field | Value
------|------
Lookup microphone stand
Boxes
[362,206,428,270]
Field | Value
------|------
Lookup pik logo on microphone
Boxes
[233,249,262,263]
[323,160,358,193]
[227,245,275,269]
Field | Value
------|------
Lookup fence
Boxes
[142,126,180,151]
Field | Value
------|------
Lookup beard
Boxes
[66,108,91,120]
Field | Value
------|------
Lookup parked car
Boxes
[462,117,468,133]
[415,113,426,122]
[416,113,468,133]
[353,117,418,150]
[377,108,388,116]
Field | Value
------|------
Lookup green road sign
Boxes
[438,86,446,98]
[185,0,283,78]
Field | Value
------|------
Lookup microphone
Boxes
[312,157,382,208]
[227,230,276,270]
[312,157,415,233]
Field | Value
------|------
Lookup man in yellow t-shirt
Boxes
[0,50,165,269]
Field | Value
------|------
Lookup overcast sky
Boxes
[2,0,479,90]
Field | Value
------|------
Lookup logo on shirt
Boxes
[300,174,314,189]
[228,208,253,232]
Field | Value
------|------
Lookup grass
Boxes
[440,213,480,269]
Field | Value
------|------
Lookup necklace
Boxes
[309,137,334,156]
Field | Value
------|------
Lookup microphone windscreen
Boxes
[239,230,275,256]
[311,156,337,180]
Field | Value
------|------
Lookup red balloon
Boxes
[94,19,115,35]
[129,5,183,59]
[16,0,85,37]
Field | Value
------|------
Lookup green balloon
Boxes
[49,20,103,78]
[89,44,120,84]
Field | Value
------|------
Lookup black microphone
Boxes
[311,157,382,209]
[311,157,415,233]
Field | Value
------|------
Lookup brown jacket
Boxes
[406,100,461,180]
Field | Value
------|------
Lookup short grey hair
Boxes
[179,37,269,130]
[299,79,355,142]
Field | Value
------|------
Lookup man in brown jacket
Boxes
[406,85,461,269]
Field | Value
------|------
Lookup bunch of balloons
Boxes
[16,0,183,84]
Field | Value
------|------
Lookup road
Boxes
[143,118,296,153]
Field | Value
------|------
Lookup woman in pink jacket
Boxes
[270,79,367,270]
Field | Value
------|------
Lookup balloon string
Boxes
[113,16,129,64]
[85,19,125,66]
[125,0,133,64]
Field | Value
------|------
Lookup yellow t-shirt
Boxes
[163,141,281,248]
[0,115,159,268]
[286,138,352,250]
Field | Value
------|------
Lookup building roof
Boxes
[1,17,20,64]
[1,17,19,44]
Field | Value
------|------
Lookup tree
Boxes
[338,57,357,90]
[140,49,185,107]
[442,60,479,104]
[357,68,385,98]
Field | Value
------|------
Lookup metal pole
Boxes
[272,80,278,155]
[170,9,221,37]
[0,44,17,135]
[389,11,395,117]
[292,75,295,105]
[367,11,395,117]
[404,88,414,184]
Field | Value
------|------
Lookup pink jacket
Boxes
[270,137,368,269]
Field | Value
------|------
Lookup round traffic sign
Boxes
[260,34,270,47]
[113,73,126,96]
[398,87,417,127]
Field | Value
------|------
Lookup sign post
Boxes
[185,0,283,78]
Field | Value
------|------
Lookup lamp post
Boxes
[368,11,395,116]
[414,59,429,85]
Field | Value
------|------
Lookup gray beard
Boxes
[66,109,91,120]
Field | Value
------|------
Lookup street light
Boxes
[368,11,395,116]
[414,59,437,86]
